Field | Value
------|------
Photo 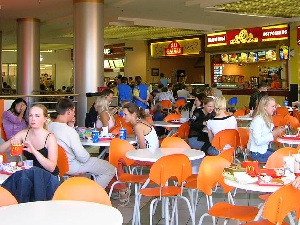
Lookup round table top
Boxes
[0,200,123,225]
[81,136,137,147]
[126,148,205,162]
[236,116,253,121]
[224,178,280,193]
[153,121,182,128]
[277,137,300,145]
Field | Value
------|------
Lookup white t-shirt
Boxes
[207,115,237,136]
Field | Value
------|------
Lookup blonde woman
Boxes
[94,95,115,131]
[207,96,237,155]
[248,96,285,162]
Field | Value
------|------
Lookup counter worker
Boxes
[133,76,149,109]
[249,82,269,110]
[117,77,132,106]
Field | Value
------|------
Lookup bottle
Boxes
[283,96,288,107]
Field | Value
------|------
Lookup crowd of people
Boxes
[1,77,300,207]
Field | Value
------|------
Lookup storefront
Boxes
[206,24,290,107]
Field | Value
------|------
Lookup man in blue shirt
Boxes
[117,77,132,106]
[159,73,168,87]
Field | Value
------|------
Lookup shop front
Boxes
[206,24,290,108]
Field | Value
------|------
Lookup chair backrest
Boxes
[283,115,299,130]
[149,154,191,186]
[145,116,153,125]
[228,97,238,106]
[161,137,191,149]
[161,100,172,109]
[197,156,232,196]
[219,147,234,163]
[109,138,136,167]
[1,123,8,141]
[266,147,298,168]
[177,122,190,139]
[114,115,133,128]
[238,127,250,151]
[175,99,186,109]
[57,145,70,177]
[163,113,181,122]
[276,107,289,117]
[109,125,134,136]
[211,129,240,151]
[52,177,112,206]
[262,184,300,224]
[233,109,245,117]
[272,115,284,127]
[0,186,18,206]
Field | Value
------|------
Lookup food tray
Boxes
[99,137,114,141]
[168,120,182,124]
[280,136,300,141]
[257,177,284,186]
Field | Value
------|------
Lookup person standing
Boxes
[159,73,168,87]
[48,98,115,188]
[133,76,149,109]
[2,98,28,139]
[249,82,269,110]
[248,96,285,162]
[117,77,132,106]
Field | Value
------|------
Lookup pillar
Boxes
[17,18,40,96]
[73,0,104,126]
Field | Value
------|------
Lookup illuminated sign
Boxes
[297,26,300,45]
[104,48,112,54]
[165,41,183,56]
[206,24,289,47]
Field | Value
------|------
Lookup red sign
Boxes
[165,41,183,56]
[298,26,300,45]
[206,24,289,47]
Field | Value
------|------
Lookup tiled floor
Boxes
[111,186,262,225]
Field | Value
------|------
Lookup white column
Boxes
[73,0,104,126]
[17,18,40,96]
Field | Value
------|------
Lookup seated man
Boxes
[48,98,115,188]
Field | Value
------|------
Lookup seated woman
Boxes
[188,96,215,151]
[94,95,115,131]
[248,96,285,162]
[2,98,28,139]
[207,96,238,155]
[0,104,59,176]
[152,102,166,137]
[123,103,159,149]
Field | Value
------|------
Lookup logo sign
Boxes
[207,32,227,47]
[165,41,183,56]
[104,48,112,54]
[262,24,289,42]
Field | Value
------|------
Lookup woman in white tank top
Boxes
[94,96,115,131]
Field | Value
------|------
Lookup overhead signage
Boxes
[206,24,289,47]
[165,41,183,56]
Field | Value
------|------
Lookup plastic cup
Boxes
[92,131,99,143]
[23,160,33,169]
[10,145,24,156]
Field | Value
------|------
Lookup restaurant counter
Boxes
[221,89,289,109]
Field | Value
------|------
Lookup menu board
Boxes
[257,51,266,61]
[108,60,115,68]
[279,46,289,60]
[248,52,258,62]
[228,53,238,63]
[239,52,248,63]
[114,59,124,68]
[266,50,276,61]
[104,60,110,68]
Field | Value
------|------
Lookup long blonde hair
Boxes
[214,96,226,115]
[253,96,274,128]
[95,96,109,114]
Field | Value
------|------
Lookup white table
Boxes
[153,121,182,137]
[81,136,137,159]
[0,173,9,185]
[126,148,205,162]
[0,200,123,225]
[277,136,300,147]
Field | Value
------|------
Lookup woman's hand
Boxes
[272,126,285,137]
[10,138,22,146]
[23,141,36,154]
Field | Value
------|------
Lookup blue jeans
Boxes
[188,137,204,149]
[250,148,274,163]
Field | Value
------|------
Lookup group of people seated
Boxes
[1,80,300,205]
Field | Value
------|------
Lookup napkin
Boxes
[234,172,258,184]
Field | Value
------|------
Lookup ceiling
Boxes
[0,0,299,50]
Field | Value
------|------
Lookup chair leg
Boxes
[179,195,195,225]
[149,198,159,225]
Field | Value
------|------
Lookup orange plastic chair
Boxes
[57,145,70,178]
[244,184,300,225]
[161,136,191,149]
[1,123,8,141]
[52,177,112,206]
[161,100,172,112]
[174,99,186,110]
[177,121,190,139]
[272,115,284,127]
[265,147,298,169]
[238,127,250,160]
[145,116,153,125]
[108,138,148,210]
[233,109,245,117]
[163,113,181,122]
[194,156,259,225]
[114,114,133,128]
[219,147,235,163]
[211,129,240,152]
[276,107,289,117]
[137,154,194,225]
[283,115,299,131]
[0,186,18,206]
[110,125,134,136]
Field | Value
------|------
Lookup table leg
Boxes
[98,147,108,159]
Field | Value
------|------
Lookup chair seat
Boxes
[119,174,148,184]
[258,193,270,201]
[244,220,290,225]
[209,202,259,222]
[140,186,183,197]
